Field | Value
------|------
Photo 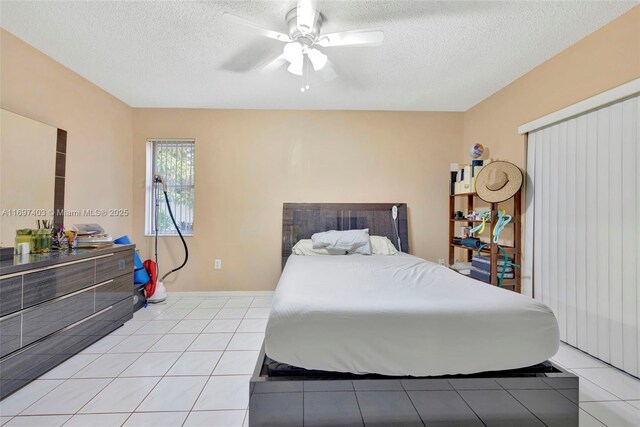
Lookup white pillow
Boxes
[293,235,397,256]
[312,229,371,254]
[292,239,346,255]
[370,235,399,255]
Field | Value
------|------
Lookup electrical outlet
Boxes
[438,258,445,266]
[214,259,222,270]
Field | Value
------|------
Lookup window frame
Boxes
[145,138,195,237]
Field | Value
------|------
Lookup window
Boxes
[146,139,195,236]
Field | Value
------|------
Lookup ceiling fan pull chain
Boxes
[301,55,310,93]
[305,56,310,91]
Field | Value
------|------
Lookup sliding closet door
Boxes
[529,94,639,375]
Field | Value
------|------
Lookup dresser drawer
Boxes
[0,276,22,317]
[96,250,133,283]
[95,272,133,311]
[0,314,21,357]
[22,290,94,348]
[0,298,133,399]
[22,259,95,309]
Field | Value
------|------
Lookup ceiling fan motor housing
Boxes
[286,7,324,42]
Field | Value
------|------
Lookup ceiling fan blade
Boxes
[316,29,384,47]
[220,43,283,73]
[320,59,338,81]
[296,0,317,35]
[259,54,288,73]
[223,13,292,42]
[287,61,304,76]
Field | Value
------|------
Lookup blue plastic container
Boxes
[114,235,150,285]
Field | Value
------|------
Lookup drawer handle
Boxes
[1,253,115,279]
[65,305,113,328]
[0,305,114,361]
[0,280,114,321]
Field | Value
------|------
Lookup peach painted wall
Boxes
[0,29,134,238]
[463,6,640,168]
[461,6,639,295]
[132,109,463,291]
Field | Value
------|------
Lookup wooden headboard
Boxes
[282,203,409,269]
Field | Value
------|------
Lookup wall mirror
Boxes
[0,109,66,248]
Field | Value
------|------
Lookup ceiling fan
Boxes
[223,0,384,87]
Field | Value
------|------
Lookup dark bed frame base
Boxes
[249,348,579,427]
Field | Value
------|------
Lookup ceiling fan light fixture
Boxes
[224,0,385,87]
[307,48,327,71]
[283,42,303,63]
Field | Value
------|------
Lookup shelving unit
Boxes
[448,191,521,293]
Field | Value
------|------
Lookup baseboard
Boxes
[168,291,274,298]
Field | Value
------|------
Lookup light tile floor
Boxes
[1,293,640,426]
[0,295,270,427]
[549,342,640,427]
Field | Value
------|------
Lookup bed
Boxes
[249,203,577,427]
[266,253,559,377]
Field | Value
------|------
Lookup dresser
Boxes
[0,244,135,399]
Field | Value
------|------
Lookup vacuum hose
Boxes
[160,190,189,282]
[154,174,189,282]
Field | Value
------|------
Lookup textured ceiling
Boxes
[1,1,637,111]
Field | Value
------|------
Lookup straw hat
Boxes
[475,161,523,203]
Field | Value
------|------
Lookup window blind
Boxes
[527,93,639,375]
[149,139,195,235]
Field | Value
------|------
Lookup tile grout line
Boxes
[59,350,152,423]
[138,298,254,423]
[352,386,367,426]
[179,297,254,425]
[572,369,640,401]
[398,385,427,426]
[18,299,185,423]
[119,296,204,427]
[433,380,488,427]
[580,404,610,427]
[6,296,268,426]
[5,299,183,422]
[578,376,628,402]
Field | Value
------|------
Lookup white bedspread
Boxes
[265,254,559,376]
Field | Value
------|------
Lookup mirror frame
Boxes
[54,129,67,229]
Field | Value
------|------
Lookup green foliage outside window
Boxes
[152,141,195,235]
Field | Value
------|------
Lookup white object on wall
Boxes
[522,81,639,376]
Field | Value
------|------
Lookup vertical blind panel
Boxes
[622,96,638,375]
[585,110,599,356]
[542,128,551,308]
[533,131,544,301]
[636,95,640,377]
[575,114,588,350]
[566,119,578,346]
[524,132,536,297]
[609,102,624,368]
[531,93,639,376]
[596,107,610,363]
[555,122,566,341]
